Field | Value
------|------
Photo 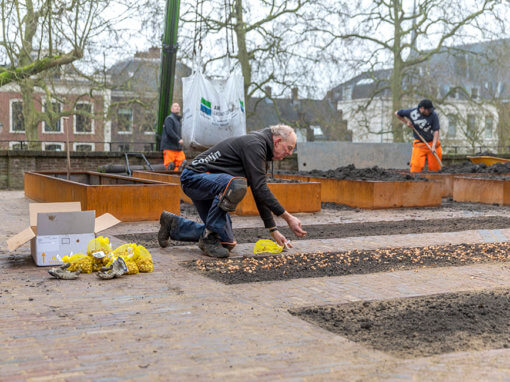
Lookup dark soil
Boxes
[185,241,510,284]
[266,177,301,183]
[116,215,510,248]
[290,289,510,358]
[469,176,510,181]
[437,161,510,174]
[279,164,427,181]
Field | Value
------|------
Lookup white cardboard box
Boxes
[6,202,121,266]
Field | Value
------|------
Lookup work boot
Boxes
[218,178,248,212]
[158,210,179,248]
[178,160,187,172]
[221,242,236,252]
[198,232,230,258]
[97,257,128,280]
[48,263,81,280]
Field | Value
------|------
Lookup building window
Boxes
[74,103,93,134]
[471,87,479,99]
[10,100,25,132]
[9,141,27,150]
[466,114,477,140]
[117,108,133,134]
[118,144,130,152]
[73,143,94,152]
[447,115,457,137]
[485,115,494,138]
[141,110,156,134]
[43,101,63,133]
[345,85,353,101]
[43,142,65,151]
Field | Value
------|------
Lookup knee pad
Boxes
[218,177,247,212]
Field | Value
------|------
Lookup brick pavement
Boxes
[1,191,510,381]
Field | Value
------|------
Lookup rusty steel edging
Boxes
[274,174,441,209]
[132,170,192,204]
[452,176,508,205]
[419,173,510,198]
[24,171,180,221]
[132,170,321,215]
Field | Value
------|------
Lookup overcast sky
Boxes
[100,0,510,98]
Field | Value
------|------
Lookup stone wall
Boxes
[0,151,165,189]
[0,149,477,190]
[0,151,298,189]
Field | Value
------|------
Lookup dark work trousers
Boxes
[167,168,236,245]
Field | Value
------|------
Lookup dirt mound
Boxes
[438,161,510,174]
[291,289,510,358]
[266,177,301,183]
[280,164,426,181]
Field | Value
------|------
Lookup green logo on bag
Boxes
[200,97,212,115]
[240,99,244,113]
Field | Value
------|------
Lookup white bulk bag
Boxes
[181,69,246,149]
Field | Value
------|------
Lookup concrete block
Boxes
[297,142,412,171]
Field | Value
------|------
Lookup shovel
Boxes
[410,125,443,168]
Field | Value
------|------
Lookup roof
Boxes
[107,51,191,93]
[330,38,510,102]
[246,96,351,141]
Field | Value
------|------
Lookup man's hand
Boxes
[178,139,183,145]
[271,230,292,248]
[406,120,413,129]
[430,145,436,154]
[280,211,307,237]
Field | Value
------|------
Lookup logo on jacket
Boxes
[410,109,432,132]
[192,151,221,166]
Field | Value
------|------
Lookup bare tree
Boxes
[177,0,323,102]
[315,0,506,142]
[0,0,143,147]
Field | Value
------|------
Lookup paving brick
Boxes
[2,190,510,380]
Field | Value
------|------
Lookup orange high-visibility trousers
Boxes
[410,139,442,173]
[163,149,186,169]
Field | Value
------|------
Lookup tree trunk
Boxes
[390,0,404,142]
[233,0,251,100]
[19,79,41,149]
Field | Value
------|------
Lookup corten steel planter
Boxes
[418,173,455,198]
[131,170,192,204]
[132,170,322,215]
[408,173,504,198]
[24,171,180,221]
[275,174,441,209]
[453,176,510,205]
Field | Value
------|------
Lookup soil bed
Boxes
[266,177,301,184]
[468,175,510,181]
[290,289,510,358]
[116,216,510,248]
[437,161,510,174]
[184,241,510,284]
[279,164,426,181]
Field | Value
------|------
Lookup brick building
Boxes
[107,47,191,152]
[0,47,191,152]
[0,77,108,151]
